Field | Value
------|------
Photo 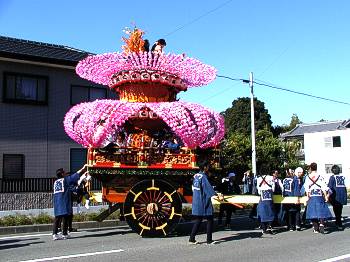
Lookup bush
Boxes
[0,214,33,226]
[33,213,53,224]
[72,213,89,222]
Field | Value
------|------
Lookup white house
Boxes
[282,120,350,187]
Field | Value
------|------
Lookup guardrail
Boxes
[0,178,102,193]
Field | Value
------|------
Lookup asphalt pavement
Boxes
[0,206,349,262]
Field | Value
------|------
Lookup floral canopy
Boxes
[64,27,225,149]
[64,100,224,149]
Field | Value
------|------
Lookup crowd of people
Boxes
[189,161,347,244]
[52,161,347,242]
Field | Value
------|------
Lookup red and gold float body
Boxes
[87,77,221,204]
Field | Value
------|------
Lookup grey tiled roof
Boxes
[0,36,92,66]
[281,120,349,138]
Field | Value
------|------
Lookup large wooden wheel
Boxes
[123,179,182,237]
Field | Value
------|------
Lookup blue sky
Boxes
[1,0,349,126]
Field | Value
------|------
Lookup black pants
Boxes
[67,213,73,231]
[332,202,343,227]
[287,211,301,228]
[218,204,233,226]
[53,215,68,235]
[189,216,213,243]
[285,205,301,228]
[273,203,281,224]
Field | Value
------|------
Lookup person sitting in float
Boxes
[328,164,347,230]
[162,134,180,152]
[256,169,276,234]
[304,162,332,234]
[115,132,127,153]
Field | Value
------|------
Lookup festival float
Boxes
[64,27,225,236]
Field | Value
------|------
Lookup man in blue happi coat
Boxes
[328,164,347,230]
[189,160,223,245]
[52,164,88,240]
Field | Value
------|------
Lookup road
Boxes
[0,206,349,262]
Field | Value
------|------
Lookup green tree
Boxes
[281,139,303,169]
[222,97,272,137]
[289,114,301,130]
[221,128,303,177]
[255,129,284,174]
[221,132,251,175]
[272,114,302,137]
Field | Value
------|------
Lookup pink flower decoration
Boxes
[64,100,224,149]
[76,52,217,88]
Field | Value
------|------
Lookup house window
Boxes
[325,164,342,174]
[3,72,48,105]
[332,136,341,147]
[70,148,87,173]
[3,154,25,179]
[70,85,108,105]
[324,136,341,148]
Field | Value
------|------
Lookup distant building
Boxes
[0,36,117,180]
[281,120,350,186]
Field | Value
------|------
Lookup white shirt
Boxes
[303,172,329,196]
[257,175,275,194]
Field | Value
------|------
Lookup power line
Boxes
[253,80,350,106]
[203,74,350,107]
[198,75,242,103]
[217,75,243,82]
[164,0,233,37]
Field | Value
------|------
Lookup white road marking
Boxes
[17,249,125,262]
[0,233,52,240]
[318,253,350,262]
[0,232,79,240]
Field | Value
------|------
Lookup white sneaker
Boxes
[52,234,61,240]
[61,235,69,240]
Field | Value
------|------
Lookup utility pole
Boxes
[249,72,257,176]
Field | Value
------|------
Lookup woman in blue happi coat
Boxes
[257,170,275,234]
[328,165,347,230]
[189,160,222,244]
[304,162,332,234]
